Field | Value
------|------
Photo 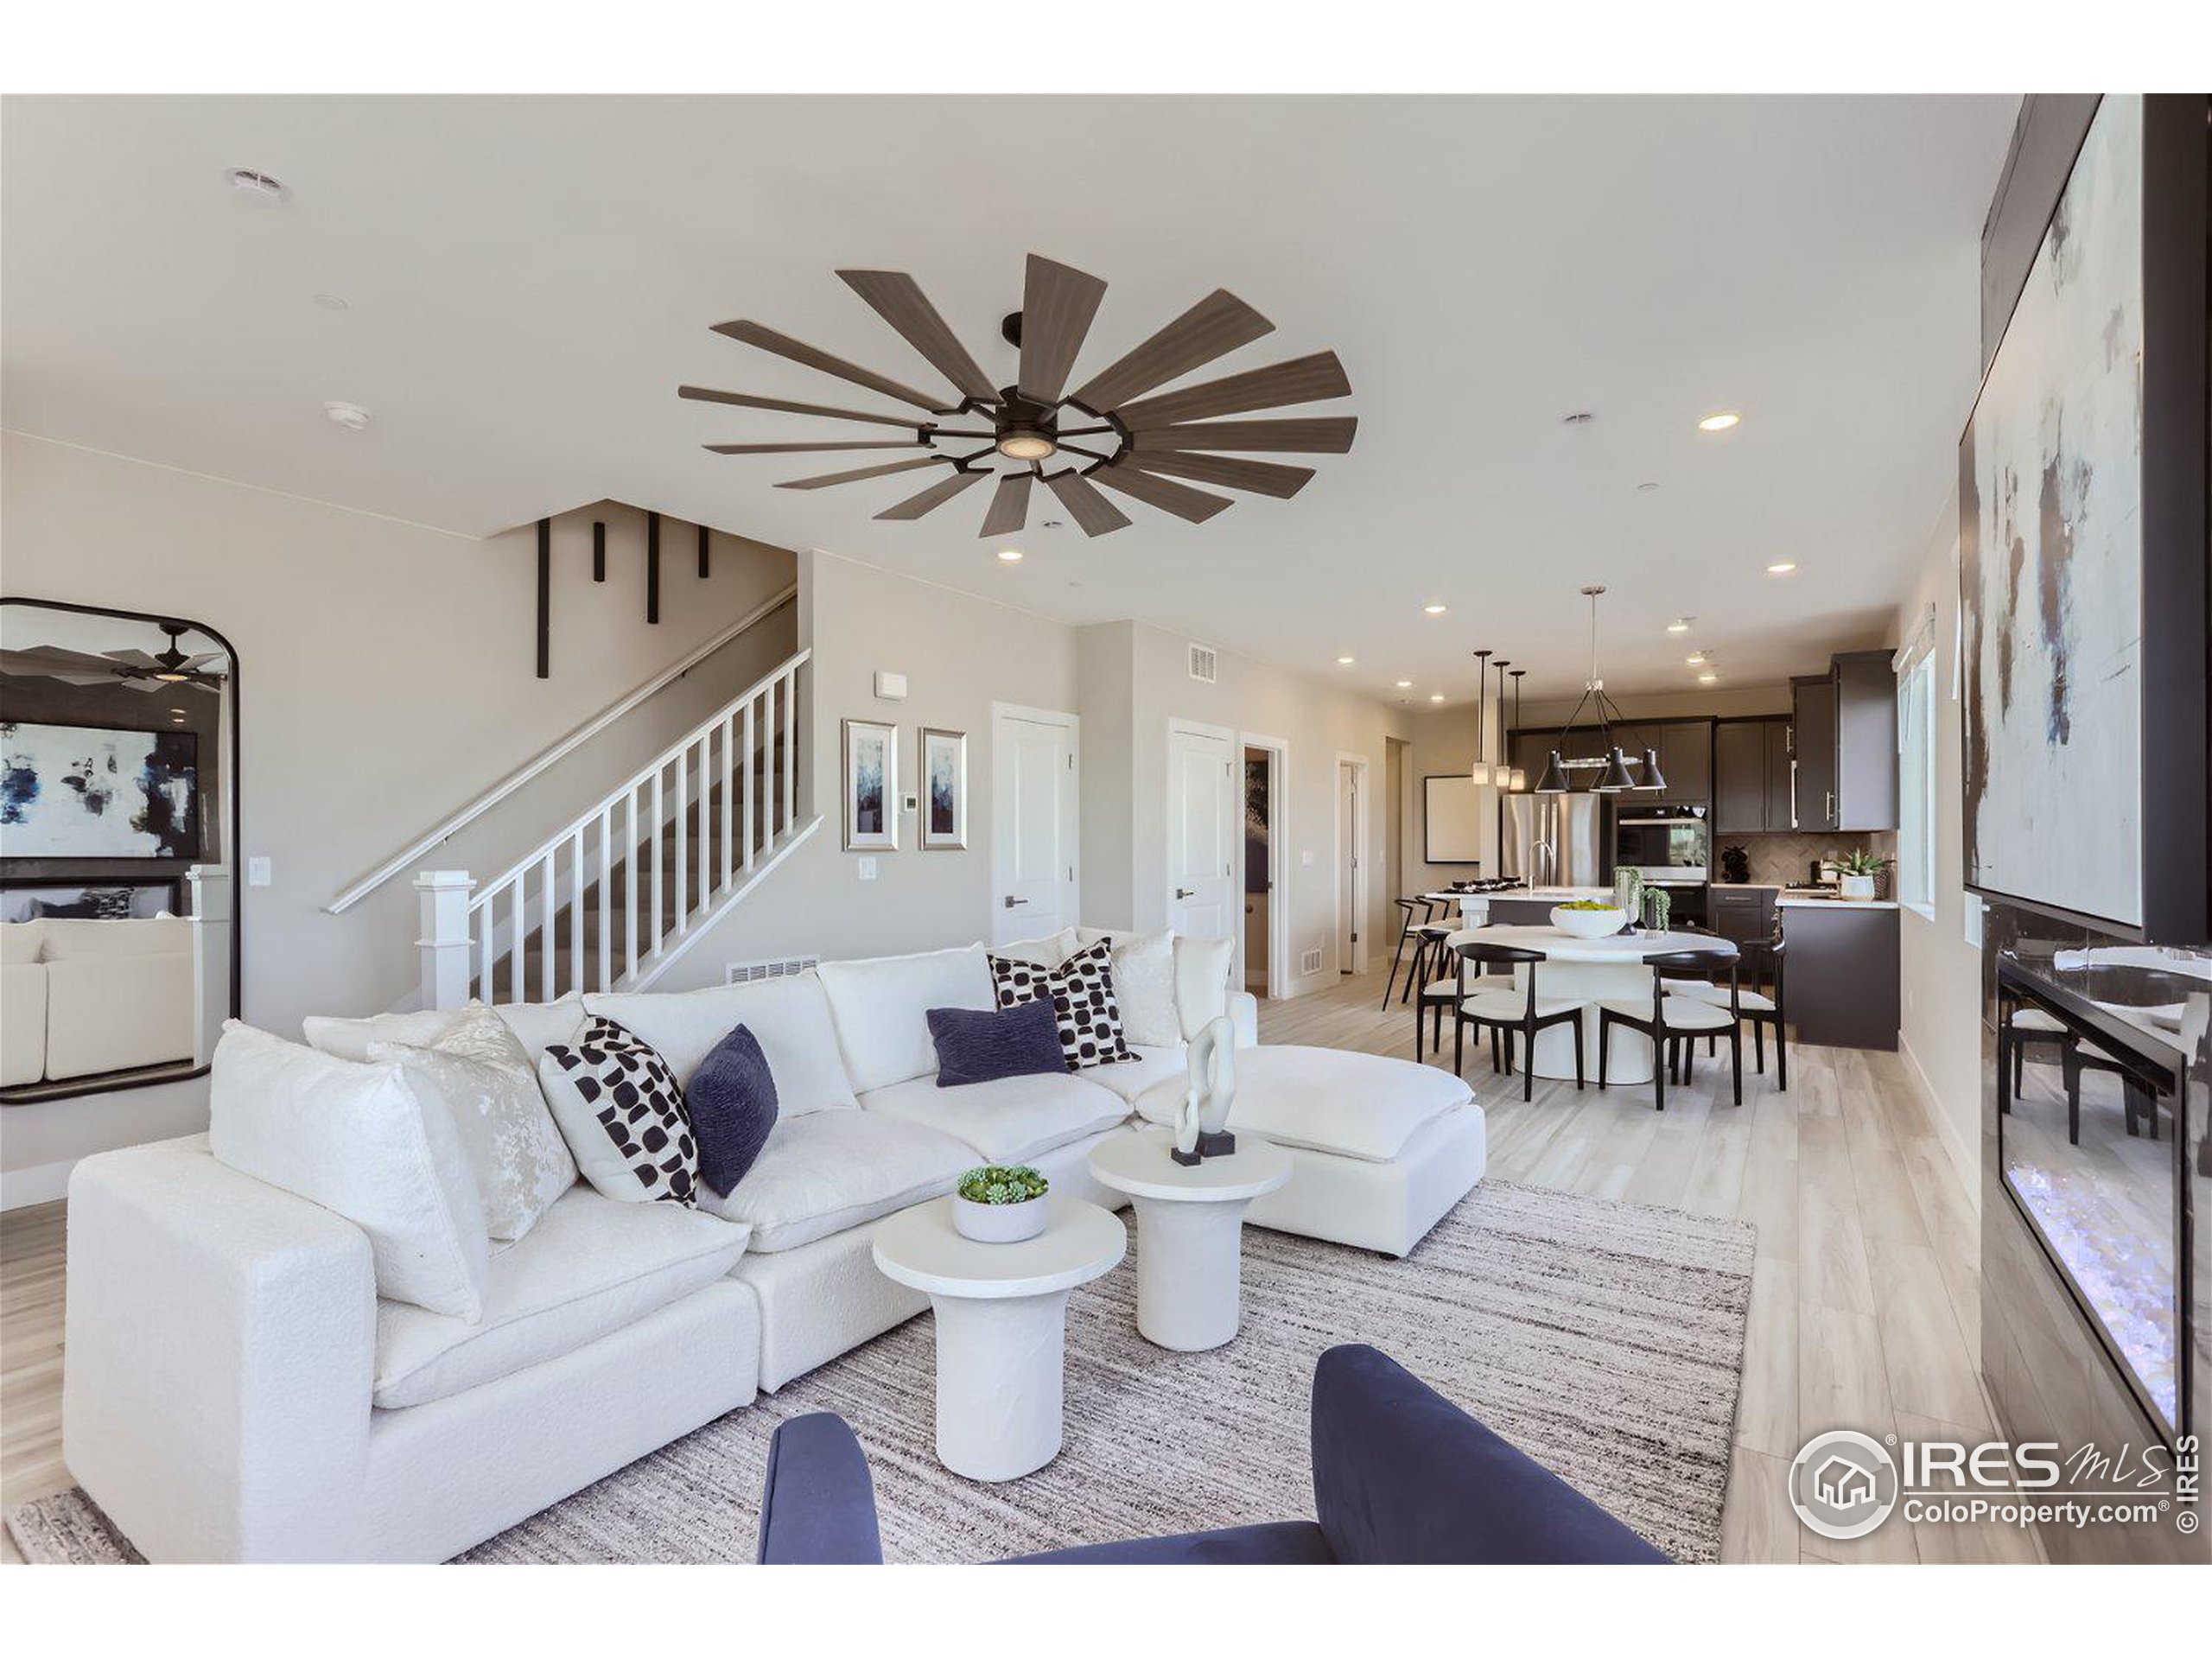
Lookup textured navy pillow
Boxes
[928,998,1070,1088]
[684,1025,779,1197]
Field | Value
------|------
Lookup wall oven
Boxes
[1611,804,1709,882]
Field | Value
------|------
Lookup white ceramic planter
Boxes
[951,1194,1049,1243]
[1549,905,1629,939]
[1839,874,1877,902]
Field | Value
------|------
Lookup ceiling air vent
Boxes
[726,954,821,986]
[1188,644,1218,684]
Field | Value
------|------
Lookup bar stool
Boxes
[1450,940,1585,1102]
[1597,949,1742,1109]
[1382,898,1436,1009]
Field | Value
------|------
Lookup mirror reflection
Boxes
[1,600,239,1100]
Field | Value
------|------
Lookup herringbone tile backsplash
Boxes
[1711,830,1897,893]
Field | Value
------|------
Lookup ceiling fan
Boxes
[679,254,1356,537]
[2,624,226,691]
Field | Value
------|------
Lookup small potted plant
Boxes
[1833,847,1891,902]
[951,1165,1051,1243]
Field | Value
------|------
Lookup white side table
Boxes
[1087,1130,1294,1352]
[871,1195,1124,1482]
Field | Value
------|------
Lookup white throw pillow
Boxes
[815,944,994,1093]
[208,1020,490,1321]
[1109,929,1181,1048]
[303,992,585,1065]
[583,975,858,1115]
[995,927,1079,968]
[1174,935,1237,1039]
[369,1003,576,1243]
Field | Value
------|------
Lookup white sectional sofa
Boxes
[1,916,198,1084]
[62,934,1484,1562]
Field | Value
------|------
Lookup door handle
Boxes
[1175,887,1197,900]
[1002,896,1028,908]
[1825,789,1836,827]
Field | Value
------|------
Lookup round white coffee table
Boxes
[1087,1129,1294,1352]
[871,1195,1124,1482]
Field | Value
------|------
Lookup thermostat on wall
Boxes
[874,671,908,701]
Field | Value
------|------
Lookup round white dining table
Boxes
[1451,925,1738,1086]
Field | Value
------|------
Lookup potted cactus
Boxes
[1833,847,1891,902]
[951,1165,1051,1243]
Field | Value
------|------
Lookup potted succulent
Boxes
[951,1164,1051,1243]
[1833,847,1891,902]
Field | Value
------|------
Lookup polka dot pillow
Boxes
[537,1017,698,1205]
[987,938,1131,1071]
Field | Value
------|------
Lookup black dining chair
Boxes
[1667,933,1789,1091]
[1596,948,1742,1109]
[1450,940,1585,1102]
[1415,927,1514,1062]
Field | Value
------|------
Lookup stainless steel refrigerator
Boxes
[1500,793,1601,889]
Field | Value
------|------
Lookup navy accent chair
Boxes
[754,1344,1668,1565]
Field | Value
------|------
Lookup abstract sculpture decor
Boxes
[1173,1015,1240,1166]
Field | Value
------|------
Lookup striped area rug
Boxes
[7,1180,1754,1565]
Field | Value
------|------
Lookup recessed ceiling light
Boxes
[1336,655,1356,666]
[323,401,371,431]
[1698,411,1741,433]
[1560,411,1596,426]
[1395,679,1414,690]
[168,707,187,715]
[1429,694,1446,703]
[223,168,289,204]
[312,292,349,312]
[1698,671,1719,683]
[995,548,1023,563]
[1667,616,1693,632]
[1765,560,1798,575]
[1423,602,1448,616]
[1637,481,1662,493]
[1685,652,1707,666]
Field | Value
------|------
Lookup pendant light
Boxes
[1550,585,1666,794]
[1468,649,1494,785]
[1506,669,1529,791]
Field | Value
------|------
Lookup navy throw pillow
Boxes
[684,1024,779,1198]
[929,999,1069,1088]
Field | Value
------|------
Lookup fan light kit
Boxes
[3,622,226,692]
[681,253,1356,540]
[1533,586,1668,796]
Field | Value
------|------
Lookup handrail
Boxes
[468,647,809,911]
[324,584,797,912]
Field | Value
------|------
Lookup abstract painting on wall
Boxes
[0,721,200,861]
[841,718,898,852]
[1961,94,2144,929]
[919,727,967,851]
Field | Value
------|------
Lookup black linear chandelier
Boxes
[1534,585,1668,794]
[679,253,1357,538]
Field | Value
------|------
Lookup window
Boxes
[1897,651,1936,918]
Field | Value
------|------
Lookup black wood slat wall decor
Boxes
[535,518,551,678]
[646,511,661,625]
[697,523,710,579]
[593,519,607,582]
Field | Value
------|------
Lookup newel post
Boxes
[415,870,476,1011]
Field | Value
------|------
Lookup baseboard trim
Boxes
[1898,1032,1979,1211]
[1,1159,75,1212]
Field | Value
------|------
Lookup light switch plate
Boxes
[1300,849,1315,868]
[856,857,878,881]
[247,856,272,887]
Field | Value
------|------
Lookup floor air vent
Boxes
[726,955,821,985]
[1300,947,1324,976]
[1188,643,1217,684]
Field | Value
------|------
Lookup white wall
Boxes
[1891,486,1982,1196]
[1,433,796,1186]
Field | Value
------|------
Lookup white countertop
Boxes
[1776,894,1900,911]
[1424,887,1613,906]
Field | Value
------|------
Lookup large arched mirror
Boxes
[1,598,240,1101]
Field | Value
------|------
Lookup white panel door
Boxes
[991,709,1077,945]
[1166,725,1236,939]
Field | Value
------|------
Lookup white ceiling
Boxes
[2,95,2017,702]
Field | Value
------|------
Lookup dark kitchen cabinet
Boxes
[1832,651,1898,831]
[1652,719,1712,803]
[1713,715,1793,832]
[1792,673,1840,834]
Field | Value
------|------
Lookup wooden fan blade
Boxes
[1116,351,1350,429]
[711,320,948,412]
[704,440,923,454]
[1090,465,1236,524]
[980,473,1033,538]
[678,385,923,429]
[8,645,130,672]
[1069,289,1273,413]
[1128,416,1358,454]
[837,270,1000,404]
[775,456,949,491]
[1042,470,1132,537]
[875,469,988,522]
[105,650,162,669]
[1016,255,1107,405]
[1126,451,1316,499]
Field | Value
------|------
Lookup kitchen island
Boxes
[1738,886,1900,1050]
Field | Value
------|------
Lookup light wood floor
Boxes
[0,968,2038,1565]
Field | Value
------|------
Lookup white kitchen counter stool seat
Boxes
[1597,947,1745,1109]
[1449,940,1585,1101]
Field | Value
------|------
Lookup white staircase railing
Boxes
[416,648,817,1009]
